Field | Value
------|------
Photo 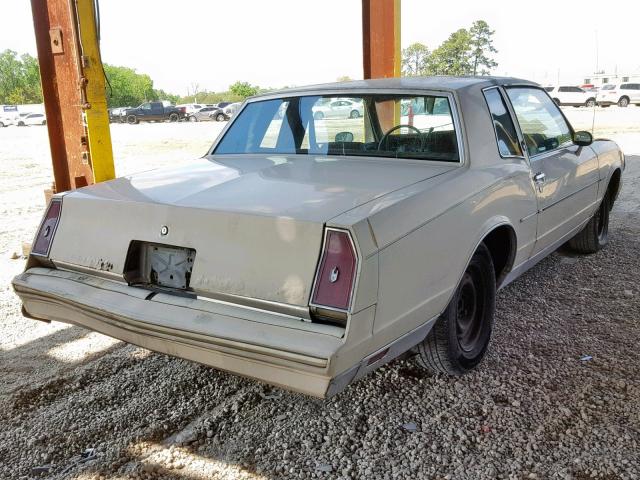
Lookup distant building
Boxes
[583,72,640,86]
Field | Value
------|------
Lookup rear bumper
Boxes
[13,267,346,397]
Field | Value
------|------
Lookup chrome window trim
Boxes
[207,89,466,166]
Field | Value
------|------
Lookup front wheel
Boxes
[618,97,629,107]
[417,243,496,375]
[126,115,138,124]
[349,109,360,119]
[169,113,179,122]
[188,116,197,122]
[585,98,596,108]
[568,194,610,253]
[215,113,226,122]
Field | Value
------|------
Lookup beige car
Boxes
[13,77,624,398]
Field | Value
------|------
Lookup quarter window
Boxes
[506,87,572,157]
[483,88,523,157]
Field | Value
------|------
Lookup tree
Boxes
[469,20,497,75]
[0,50,43,104]
[229,81,259,98]
[402,43,430,76]
[103,64,157,107]
[427,29,473,76]
[336,75,352,82]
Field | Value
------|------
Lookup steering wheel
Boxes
[378,124,423,151]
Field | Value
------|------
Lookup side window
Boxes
[559,86,570,92]
[483,88,523,157]
[506,87,572,157]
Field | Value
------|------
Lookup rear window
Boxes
[601,84,616,90]
[214,94,460,162]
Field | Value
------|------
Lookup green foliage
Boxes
[401,21,497,77]
[0,50,43,104]
[469,20,498,76]
[104,64,158,107]
[336,75,353,82]
[427,29,472,76]
[228,81,260,98]
[402,43,430,76]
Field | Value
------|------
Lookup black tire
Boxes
[215,113,225,122]
[417,243,496,375]
[553,98,561,106]
[42,120,46,125]
[18,121,25,126]
[126,115,138,124]
[349,109,360,119]
[169,113,179,122]
[188,116,197,122]
[568,193,610,253]
[601,104,610,108]
[618,97,629,108]
[585,98,596,108]
[0,122,4,128]
[314,111,324,120]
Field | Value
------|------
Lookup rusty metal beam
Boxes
[362,0,401,79]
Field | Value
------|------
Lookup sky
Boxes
[2,0,638,95]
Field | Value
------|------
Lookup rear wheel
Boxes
[568,193,610,253]
[618,97,629,107]
[126,115,138,124]
[169,113,179,122]
[188,116,197,122]
[417,243,496,375]
[0,121,4,127]
[585,98,596,108]
[215,113,226,122]
[349,109,360,119]
[42,120,46,125]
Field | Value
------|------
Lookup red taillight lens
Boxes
[32,199,62,256]
[311,229,357,311]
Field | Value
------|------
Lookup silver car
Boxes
[187,106,225,122]
[13,77,624,398]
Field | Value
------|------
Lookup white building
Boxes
[583,72,640,86]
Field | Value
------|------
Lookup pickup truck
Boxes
[121,102,186,124]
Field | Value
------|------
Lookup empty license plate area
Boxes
[124,241,196,291]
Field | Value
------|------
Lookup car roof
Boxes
[255,76,539,98]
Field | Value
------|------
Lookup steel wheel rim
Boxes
[456,271,484,353]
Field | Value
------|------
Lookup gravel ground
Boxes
[0,109,639,479]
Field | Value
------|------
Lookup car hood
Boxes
[75,154,456,222]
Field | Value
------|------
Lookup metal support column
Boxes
[30,0,114,194]
[362,0,401,80]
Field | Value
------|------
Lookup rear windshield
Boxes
[213,94,459,162]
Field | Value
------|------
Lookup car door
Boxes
[505,86,599,255]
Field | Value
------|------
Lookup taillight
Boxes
[311,229,357,312]
[32,198,62,256]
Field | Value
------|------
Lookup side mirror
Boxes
[335,131,354,143]
[574,131,593,146]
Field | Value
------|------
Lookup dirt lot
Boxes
[1,107,639,479]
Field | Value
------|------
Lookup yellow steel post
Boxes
[76,0,115,182]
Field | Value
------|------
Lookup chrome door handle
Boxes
[533,172,546,192]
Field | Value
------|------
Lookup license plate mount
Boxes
[142,244,196,290]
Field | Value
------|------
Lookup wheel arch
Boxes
[479,223,517,287]
[607,167,622,206]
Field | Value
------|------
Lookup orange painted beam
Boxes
[362,0,401,79]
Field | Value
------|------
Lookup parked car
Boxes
[177,103,205,116]
[543,86,596,107]
[312,98,364,119]
[122,102,186,124]
[13,77,624,398]
[596,83,640,107]
[15,112,32,126]
[0,105,18,126]
[187,106,226,122]
[209,109,229,122]
[216,102,232,109]
[223,102,242,118]
[108,107,130,122]
[21,112,47,126]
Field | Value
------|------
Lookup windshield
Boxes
[213,94,459,162]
